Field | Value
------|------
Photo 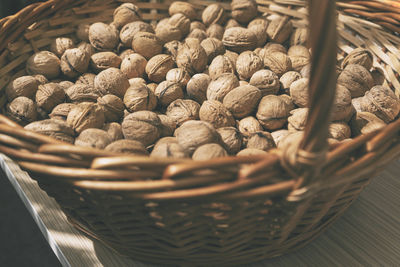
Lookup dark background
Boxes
[1,2,61,267]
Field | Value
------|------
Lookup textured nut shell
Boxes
[6,97,37,125]
[156,23,182,43]
[217,127,242,154]
[201,38,226,64]
[236,51,263,80]
[120,53,147,79]
[103,122,124,141]
[75,128,112,149]
[249,70,280,96]
[187,73,210,103]
[6,76,38,101]
[338,64,374,98]
[223,85,262,119]
[222,27,257,53]
[94,68,130,98]
[247,131,276,151]
[151,137,189,159]
[60,48,90,78]
[77,42,95,57]
[66,84,100,103]
[76,73,96,87]
[271,129,290,147]
[124,84,157,112]
[248,18,269,47]
[59,81,74,91]
[288,45,311,72]
[175,120,220,154]
[267,16,293,44]
[238,116,263,137]
[278,131,304,149]
[122,111,161,146]
[90,52,122,73]
[169,13,191,36]
[77,24,90,42]
[97,94,125,122]
[158,114,177,137]
[256,95,290,130]
[207,73,239,101]
[120,49,135,60]
[263,43,288,54]
[36,83,66,112]
[288,108,308,131]
[290,78,309,107]
[279,94,295,112]
[231,0,257,24]
[176,38,208,75]
[89,22,119,51]
[169,2,197,21]
[163,40,183,60]
[290,27,308,46]
[208,55,236,80]
[191,21,207,32]
[280,71,301,92]
[225,19,241,29]
[166,99,200,126]
[202,4,226,26]
[26,51,60,79]
[350,112,386,136]
[193,143,228,160]
[332,85,353,122]
[113,3,141,29]
[166,68,191,86]
[33,75,48,85]
[50,37,75,57]
[146,54,175,83]
[187,29,208,42]
[106,139,149,155]
[66,102,105,134]
[328,122,351,141]
[132,32,163,60]
[199,100,235,129]
[49,103,76,121]
[25,119,75,143]
[207,24,224,40]
[263,52,292,77]
[120,21,154,47]
[342,48,373,70]
[237,148,267,156]
[155,81,184,107]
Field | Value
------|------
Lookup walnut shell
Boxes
[97,94,125,122]
[249,70,280,96]
[280,71,301,93]
[89,22,119,51]
[124,84,157,112]
[77,42,95,57]
[132,32,163,60]
[332,85,353,122]
[201,38,226,64]
[36,83,66,112]
[217,127,243,154]
[155,81,184,107]
[75,128,112,149]
[26,51,60,79]
[338,64,374,98]
[103,122,124,142]
[122,111,161,146]
[166,68,191,86]
[163,40,183,60]
[119,49,135,60]
[247,131,276,151]
[59,81,74,91]
[90,52,122,73]
[288,108,308,131]
[146,54,175,83]
[176,38,208,75]
[191,21,207,32]
[94,68,130,98]
[208,55,236,80]
[50,37,75,57]
[236,51,263,80]
[328,122,351,141]
[66,84,100,103]
[33,74,49,85]
[60,48,90,78]
[207,73,239,101]
[6,76,38,101]
[237,148,267,156]
[25,119,75,143]
[49,103,76,121]
[342,48,373,70]
[192,143,228,160]
[66,102,105,134]
[290,27,308,46]
[288,45,310,72]
[187,28,208,42]
[290,78,309,107]
[169,1,197,21]
[248,17,269,47]
[263,42,288,54]
[271,129,290,147]
[158,114,177,137]
[150,137,189,158]
[6,96,37,125]
[222,27,257,53]
[186,73,210,104]
[206,24,224,40]
[256,95,290,131]
[202,4,226,26]
[113,3,141,29]
[231,0,257,24]
[76,73,96,87]
[166,99,200,126]
[267,16,293,44]
[169,13,191,37]
[199,100,235,129]
[350,112,387,136]
[175,120,221,155]
[120,53,147,79]
[120,21,154,47]
[263,52,292,77]
[225,19,241,29]
[105,139,149,155]
[223,85,262,119]
[156,23,182,43]
[77,24,90,42]
[238,116,263,137]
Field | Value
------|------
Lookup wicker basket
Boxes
[0,0,399,265]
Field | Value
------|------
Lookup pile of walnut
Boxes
[5,1,400,160]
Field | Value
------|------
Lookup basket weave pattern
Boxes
[0,0,399,265]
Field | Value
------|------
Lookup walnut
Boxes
[288,108,308,131]
[206,24,224,40]
[225,19,241,29]
[89,22,119,51]
[155,23,182,43]
[146,54,175,83]
[199,100,235,129]
[76,73,96,87]
[192,143,228,160]
[59,81,74,91]
[217,127,243,154]
[75,128,112,149]
[359,85,400,123]
[49,103,76,121]
[169,2,197,21]
[267,16,293,44]
[277,131,303,149]
[36,83,66,112]
[231,0,257,24]
[77,24,90,42]
[166,99,200,126]
[290,27,308,46]
[331,85,354,122]
[97,94,125,122]
[262,42,288,54]
[187,28,208,42]
[271,129,290,147]
[338,64,374,98]
[132,32,163,60]
[176,38,208,75]
[249,69,280,96]
[342,48,373,70]
[200,38,226,64]
[288,45,310,72]
[223,85,262,119]
[208,55,236,80]
[237,148,267,156]
[169,13,191,37]
[238,116,263,137]
[150,137,189,158]
[6,76,38,101]
[186,73,210,103]
[6,97,37,125]
[256,95,290,130]
[129,77,146,87]
[123,84,157,113]
[50,37,75,57]
[300,64,311,78]
[263,52,292,77]
[290,78,309,107]
[207,73,239,101]
[103,122,124,142]
[90,52,122,73]
[247,131,276,151]
[120,21,154,47]
[25,119,75,143]
[113,3,141,29]
[66,84,100,103]
[280,71,301,93]
[222,27,257,53]
[33,74,48,85]
[352,97,363,113]
[191,21,207,32]
[94,68,130,98]
[350,112,387,135]
[236,51,263,80]
[328,122,351,141]
[202,4,226,26]
[119,49,135,60]
[166,68,191,86]
[120,53,147,79]
[248,17,269,47]
[163,40,183,60]
[26,51,60,79]
[105,139,149,155]
[154,81,184,107]
[77,42,95,57]
[60,48,90,78]
[279,94,295,111]
[66,102,105,134]
[122,111,161,146]
[158,114,177,137]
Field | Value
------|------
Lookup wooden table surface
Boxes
[1,154,399,267]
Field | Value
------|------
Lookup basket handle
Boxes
[282,0,338,194]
